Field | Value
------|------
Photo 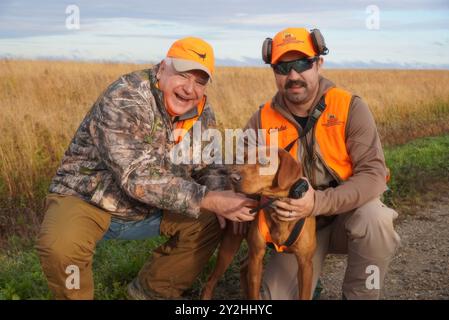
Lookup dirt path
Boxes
[319,195,449,300]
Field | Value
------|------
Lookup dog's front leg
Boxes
[295,254,314,300]
[246,223,267,300]
[201,224,245,300]
[295,218,317,300]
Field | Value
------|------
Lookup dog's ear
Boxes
[274,149,302,190]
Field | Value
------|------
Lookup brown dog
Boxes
[201,148,316,300]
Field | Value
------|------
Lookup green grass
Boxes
[0,237,166,300]
[0,134,448,300]
[384,135,449,204]
[0,237,50,300]
[92,238,165,299]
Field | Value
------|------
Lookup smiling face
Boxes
[156,58,209,116]
[273,51,323,108]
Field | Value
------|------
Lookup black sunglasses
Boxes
[272,56,318,75]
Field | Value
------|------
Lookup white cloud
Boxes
[0,0,448,68]
[224,11,362,29]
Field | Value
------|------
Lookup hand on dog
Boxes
[201,190,257,229]
[273,178,315,221]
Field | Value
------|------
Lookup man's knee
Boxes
[36,230,97,299]
[346,198,401,258]
[36,230,94,272]
[37,194,110,264]
[36,232,61,266]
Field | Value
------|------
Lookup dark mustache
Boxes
[285,80,307,90]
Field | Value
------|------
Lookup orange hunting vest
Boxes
[172,96,206,144]
[257,87,353,252]
[260,87,353,181]
[258,204,293,252]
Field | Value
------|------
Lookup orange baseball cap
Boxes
[166,37,214,79]
[271,28,317,64]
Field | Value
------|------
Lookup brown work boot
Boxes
[126,278,166,300]
[127,278,187,300]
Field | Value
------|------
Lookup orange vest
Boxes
[257,88,353,252]
[172,96,206,144]
[258,205,293,252]
[260,87,353,181]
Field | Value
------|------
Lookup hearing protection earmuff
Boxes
[262,28,329,64]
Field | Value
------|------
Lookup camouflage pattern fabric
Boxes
[49,64,230,220]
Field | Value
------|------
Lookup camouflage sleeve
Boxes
[190,105,232,191]
[89,76,207,218]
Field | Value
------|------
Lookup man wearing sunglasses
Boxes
[244,28,400,299]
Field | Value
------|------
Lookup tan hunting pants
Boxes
[36,194,222,299]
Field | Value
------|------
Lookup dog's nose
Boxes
[230,173,241,182]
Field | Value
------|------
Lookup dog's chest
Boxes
[265,212,294,245]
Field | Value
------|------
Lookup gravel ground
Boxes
[319,195,449,300]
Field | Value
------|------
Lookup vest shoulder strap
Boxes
[283,218,306,247]
[284,95,326,152]
[300,95,326,138]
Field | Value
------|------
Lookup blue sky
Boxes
[0,0,448,68]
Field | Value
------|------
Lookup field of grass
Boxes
[1,59,449,242]
[0,59,448,298]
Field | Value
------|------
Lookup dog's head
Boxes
[230,147,302,198]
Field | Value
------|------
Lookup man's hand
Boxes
[201,190,257,229]
[273,179,315,221]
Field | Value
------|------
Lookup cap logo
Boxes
[188,49,207,61]
[277,32,304,47]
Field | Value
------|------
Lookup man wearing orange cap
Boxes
[36,37,257,300]
[244,28,400,299]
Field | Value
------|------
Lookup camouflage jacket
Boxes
[49,65,230,220]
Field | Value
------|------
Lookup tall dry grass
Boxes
[211,67,449,142]
[1,59,448,242]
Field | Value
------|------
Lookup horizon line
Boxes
[2,56,449,71]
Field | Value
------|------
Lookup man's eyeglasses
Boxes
[272,56,318,75]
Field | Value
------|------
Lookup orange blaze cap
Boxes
[166,37,215,78]
[271,28,317,64]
